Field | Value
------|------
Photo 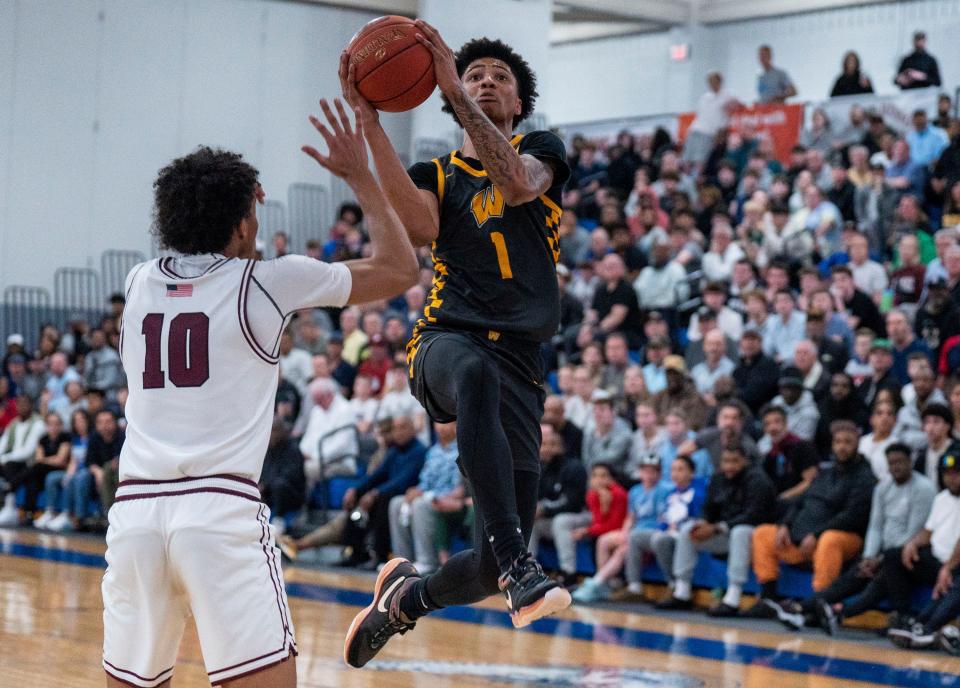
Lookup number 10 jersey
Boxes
[119,253,352,483]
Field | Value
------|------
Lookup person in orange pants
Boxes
[746,419,876,619]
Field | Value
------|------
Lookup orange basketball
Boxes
[346,16,436,113]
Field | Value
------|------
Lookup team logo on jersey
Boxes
[471,185,505,227]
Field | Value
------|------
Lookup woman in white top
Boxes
[859,401,899,479]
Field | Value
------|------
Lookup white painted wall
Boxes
[545,0,960,126]
[0,0,412,293]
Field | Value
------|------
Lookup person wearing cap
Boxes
[775,443,935,635]
[3,334,25,376]
[573,452,667,603]
[749,420,875,619]
[529,424,588,588]
[770,366,820,442]
[913,403,959,488]
[686,282,743,344]
[888,454,960,652]
[641,337,671,396]
[763,290,806,365]
[581,391,632,477]
[895,31,941,90]
[804,307,848,375]
[651,356,708,431]
[887,448,960,649]
[733,329,780,415]
[658,444,776,616]
[856,338,901,409]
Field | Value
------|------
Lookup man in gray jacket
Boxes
[582,391,633,477]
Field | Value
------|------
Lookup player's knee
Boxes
[454,352,497,391]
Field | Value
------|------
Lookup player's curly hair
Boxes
[152,146,259,255]
[441,37,538,128]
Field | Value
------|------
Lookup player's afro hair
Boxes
[441,37,538,128]
[152,146,259,255]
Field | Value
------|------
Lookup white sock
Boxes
[723,584,742,608]
[627,582,642,594]
[673,580,692,601]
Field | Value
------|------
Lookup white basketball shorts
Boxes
[101,475,297,687]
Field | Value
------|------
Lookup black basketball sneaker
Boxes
[498,552,572,628]
[343,558,419,668]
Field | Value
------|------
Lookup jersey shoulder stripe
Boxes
[237,259,279,365]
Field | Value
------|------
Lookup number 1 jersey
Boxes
[119,253,351,482]
[407,131,569,343]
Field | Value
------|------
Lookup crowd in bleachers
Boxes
[3,29,960,653]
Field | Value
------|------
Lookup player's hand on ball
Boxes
[413,19,460,96]
[338,51,379,126]
[302,98,369,182]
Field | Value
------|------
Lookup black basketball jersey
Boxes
[406,130,569,345]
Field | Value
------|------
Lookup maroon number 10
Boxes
[141,312,210,389]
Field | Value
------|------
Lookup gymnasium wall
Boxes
[0,0,412,293]
[545,0,960,126]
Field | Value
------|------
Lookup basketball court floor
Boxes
[2,528,959,688]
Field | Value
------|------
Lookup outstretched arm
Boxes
[338,54,440,247]
[413,20,554,206]
[302,99,418,303]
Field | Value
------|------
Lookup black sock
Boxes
[399,576,442,621]
[485,519,526,575]
[761,581,778,599]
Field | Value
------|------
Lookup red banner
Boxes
[677,103,805,164]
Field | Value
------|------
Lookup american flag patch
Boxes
[166,284,193,298]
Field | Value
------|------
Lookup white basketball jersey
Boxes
[119,253,352,482]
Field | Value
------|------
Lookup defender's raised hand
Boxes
[301,98,369,183]
[413,19,461,96]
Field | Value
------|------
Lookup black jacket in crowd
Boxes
[260,438,307,514]
[538,453,588,518]
[782,455,876,544]
[733,352,780,414]
[816,335,849,375]
[703,466,777,529]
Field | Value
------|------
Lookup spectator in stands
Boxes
[800,109,834,155]
[914,403,959,487]
[857,338,901,409]
[582,392,632,475]
[660,410,712,481]
[83,329,124,395]
[750,421,875,617]
[685,309,739,369]
[348,375,379,437]
[641,336,671,396]
[684,71,740,168]
[259,419,306,529]
[388,421,460,574]
[815,372,869,454]
[756,44,797,104]
[565,366,595,431]
[702,220,745,284]
[886,450,960,647]
[690,330,736,399]
[944,181,960,228]
[831,265,886,339]
[278,328,313,396]
[338,414,426,568]
[651,357,708,431]
[779,443,935,634]
[907,109,950,169]
[658,444,776,614]
[830,50,874,97]
[759,403,820,506]
[5,411,70,529]
[792,339,830,403]
[0,395,45,525]
[848,233,888,303]
[634,239,689,313]
[616,365,651,426]
[733,329,780,415]
[855,161,899,256]
[895,31,941,90]
[299,377,358,490]
[358,333,391,394]
[682,399,760,472]
[42,409,95,532]
[86,409,124,516]
[339,307,367,367]
[913,278,960,359]
[626,402,667,476]
[859,402,900,479]
[272,230,289,257]
[828,165,856,224]
[588,254,644,348]
[763,290,806,364]
[50,380,86,426]
[598,333,631,397]
[771,367,820,443]
[805,307,848,374]
[45,353,80,405]
[888,309,934,384]
[887,140,926,200]
[542,394,583,460]
[890,234,926,313]
[0,378,15,431]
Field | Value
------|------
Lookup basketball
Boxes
[346,16,436,113]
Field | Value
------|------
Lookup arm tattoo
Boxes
[447,87,551,197]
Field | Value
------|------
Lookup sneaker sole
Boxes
[343,557,409,668]
[510,586,572,629]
